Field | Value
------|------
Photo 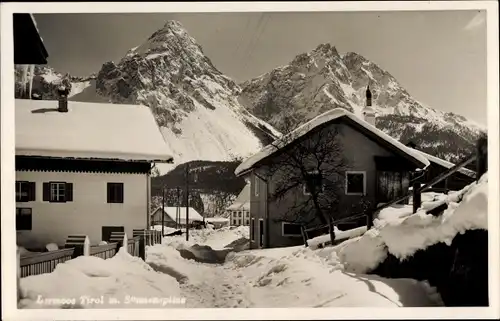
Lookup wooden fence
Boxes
[18,229,163,279]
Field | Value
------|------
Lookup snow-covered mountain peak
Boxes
[20,21,279,173]
[239,46,485,163]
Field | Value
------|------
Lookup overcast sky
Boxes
[33,10,487,125]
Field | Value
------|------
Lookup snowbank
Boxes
[375,174,488,260]
[308,226,368,249]
[225,245,442,307]
[330,174,488,273]
[150,225,179,235]
[19,248,184,309]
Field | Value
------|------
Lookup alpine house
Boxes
[15,92,173,247]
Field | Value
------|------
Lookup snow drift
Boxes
[329,173,488,273]
[19,248,183,309]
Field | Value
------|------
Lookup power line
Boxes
[232,16,252,58]
[242,13,271,74]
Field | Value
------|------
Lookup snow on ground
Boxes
[19,248,183,309]
[150,225,179,235]
[144,228,441,308]
[308,226,367,249]
[163,225,249,250]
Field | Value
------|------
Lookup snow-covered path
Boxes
[146,227,442,308]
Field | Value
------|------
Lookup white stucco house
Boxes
[15,95,173,248]
[226,183,250,226]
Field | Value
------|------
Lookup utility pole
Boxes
[176,187,180,229]
[185,163,190,242]
[161,186,165,237]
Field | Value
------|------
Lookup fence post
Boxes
[139,232,146,260]
[83,236,90,256]
[109,232,127,250]
[300,226,308,248]
[476,135,488,181]
[412,182,421,214]
[17,247,21,302]
[122,233,128,251]
[366,212,373,230]
[65,235,88,258]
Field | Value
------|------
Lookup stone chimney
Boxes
[362,84,376,126]
[57,86,69,112]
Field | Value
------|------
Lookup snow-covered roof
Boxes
[414,149,476,178]
[15,99,173,163]
[152,206,204,223]
[205,217,230,223]
[235,108,430,176]
[226,184,250,211]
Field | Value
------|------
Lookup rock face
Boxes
[15,21,280,170]
[238,43,486,163]
[92,21,280,165]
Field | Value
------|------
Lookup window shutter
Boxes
[43,183,50,201]
[29,182,36,201]
[65,183,73,202]
[119,184,124,203]
[106,183,111,203]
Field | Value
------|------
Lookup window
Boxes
[238,211,241,217]
[16,181,35,202]
[303,171,324,195]
[43,182,73,203]
[233,219,237,225]
[282,222,302,237]
[16,208,32,230]
[254,176,260,196]
[107,183,124,203]
[345,171,366,195]
[250,218,255,241]
[246,220,249,225]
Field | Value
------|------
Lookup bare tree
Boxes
[264,116,349,244]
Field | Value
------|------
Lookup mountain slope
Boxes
[238,43,485,163]
[94,21,280,170]
[15,21,280,174]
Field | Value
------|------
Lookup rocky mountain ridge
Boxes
[15,21,485,167]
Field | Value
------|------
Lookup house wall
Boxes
[229,210,250,226]
[249,171,268,249]
[424,164,475,191]
[16,170,149,247]
[260,122,415,249]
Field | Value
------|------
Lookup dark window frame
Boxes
[250,218,255,241]
[16,180,35,202]
[345,171,366,196]
[303,171,325,195]
[49,181,67,203]
[16,207,32,230]
[107,182,124,204]
[282,222,302,237]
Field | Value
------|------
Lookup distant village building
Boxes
[150,206,204,229]
[15,98,173,247]
[234,86,432,249]
[226,184,250,226]
[204,217,230,229]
